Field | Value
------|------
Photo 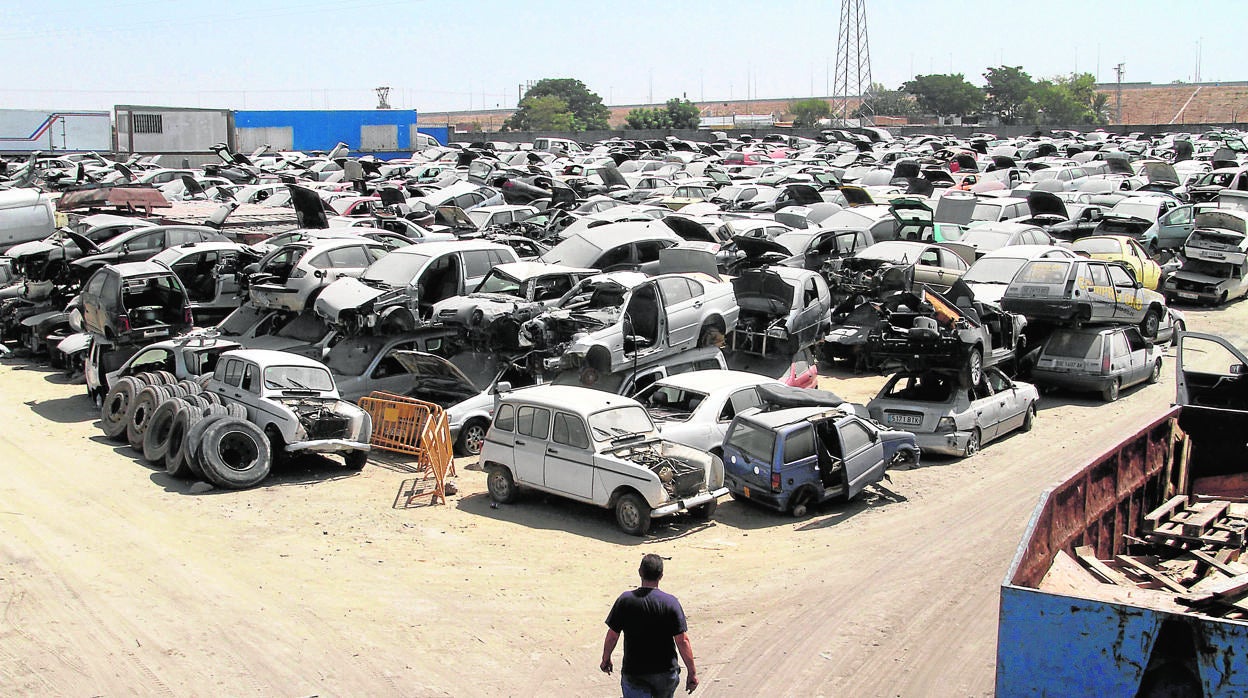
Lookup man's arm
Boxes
[674,632,698,692]
[600,628,620,674]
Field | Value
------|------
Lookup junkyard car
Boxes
[1030,325,1163,402]
[632,369,786,454]
[722,389,918,516]
[728,266,831,357]
[1070,235,1163,290]
[207,349,371,467]
[945,222,1053,261]
[828,240,969,298]
[323,329,458,403]
[960,245,1078,305]
[70,225,229,279]
[1000,258,1167,338]
[519,270,739,375]
[541,220,682,272]
[429,262,596,350]
[84,329,240,404]
[1163,218,1248,305]
[80,262,193,345]
[866,367,1038,457]
[478,385,728,536]
[248,238,390,312]
[150,241,257,324]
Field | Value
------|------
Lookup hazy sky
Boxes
[0,0,1232,113]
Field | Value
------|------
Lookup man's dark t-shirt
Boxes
[605,587,688,674]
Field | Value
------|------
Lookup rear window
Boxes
[727,420,777,464]
[1014,260,1071,285]
[1045,332,1103,360]
[1072,238,1121,255]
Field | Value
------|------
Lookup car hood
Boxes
[1140,161,1180,186]
[1169,269,1232,286]
[731,235,793,259]
[1026,191,1068,219]
[289,184,330,229]
[314,276,388,321]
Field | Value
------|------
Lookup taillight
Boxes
[1101,348,1111,374]
[117,314,130,332]
[184,307,193,325]
[936,417,956,433]
[771,470,781,492]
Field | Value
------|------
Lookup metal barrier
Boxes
[358,391,455,504]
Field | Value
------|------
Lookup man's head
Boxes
[639,554,664,583]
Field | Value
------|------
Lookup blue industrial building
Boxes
[233,109,448,159]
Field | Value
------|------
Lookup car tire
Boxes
[790,487,816,518]
[126,385,166,451]
[264,425,286,465]
[964,428,981,458]
[100,377,141,441]
[1102,378,1121,402]
[691,498,718,521]
[197,418,272,490]
[1140,308,1161,339]
[486,465,518,503]
[1021,403,1036,432]
[698,323,725,349]
[456,419,489,457]
[1148,359,1162,384]
[183,406,230,479]
[615,492,652,536]
[343,450,368,470]
[963,346,984,387]
[165,407,202,478]
[142,398,187,464]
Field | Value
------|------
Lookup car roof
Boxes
[106,260,182,277]
[490,261,595,279]
[218,348,329,369]
[390,239,510,256]
[501,385,641,412]
[649,369,777,393]
[977,244,1074,260]
[968,221,1042,234]
[741,405,843,429]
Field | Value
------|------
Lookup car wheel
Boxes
[456,419,488,457]
[615,492,651,536]
[343,450,368,470]
[1149,359,1162,384]
[964,428,981,458]
[1021,403,1036,432]
[964,346,984,387]
[100,377,141,441]
[164,407,202,478]
[142,398,187,465]
[790,488,816,518]
[698,323,725,348]
[1219,291,1229,306]
[486,466,517,503]
[126,385,166,451]
[1171,320,1186,347]
[1102,378,1121,403]
[183,407,230,480]
[1140,309,1161,339]
[729,490,748,503]
[197,418,273,490]
[691,498,718,521]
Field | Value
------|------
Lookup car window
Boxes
[597,244,633,269]
[939,249,967,270]
[129,231,165,252]
[631,369,663,393]
[1088,263,1111,288]
[635,241,667,264]
[463,250,494,279]
[100,271,120,302]
[839,420,873,455]
[658,277,693,306]
[986,370,1010,393]
[220,358,244,387]
[534,275,574,301]
[84,270,108,296]
[784,425,816,464]
[130,348,173,373]
[719,387,761,422]
[552,412,590,449]
[494,404,515,431]
[325,245,372,268]
[1111,331,1131,358]
[1108,265,1134,288]
[516,405,551,439]
[241,364,260,393]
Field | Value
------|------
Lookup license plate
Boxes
[1022,285,1049,296]
[1178,292,1198,299]
[742,486,751,498]
[888,413,922,426]
[143,329,165,338]
[1056,360,1084,370]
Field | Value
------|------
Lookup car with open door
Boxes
[248,238,391,313]
[150,241,257,325]
[80,261,193,346]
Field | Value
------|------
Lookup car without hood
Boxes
[728,266,832,357]
[827,240,968,298]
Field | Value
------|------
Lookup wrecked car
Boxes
[248,238,391,313]
[1000,258,1167,338]
[80,261,193,345]
[827,240,969,298]
[1163,222,1248,305]
[479,385,728,536]
[728,266,831,357]
[518,270,739,375]
[149,241,257,324]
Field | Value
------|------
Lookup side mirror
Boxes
[495,381,513,393]
[314,269,326,279]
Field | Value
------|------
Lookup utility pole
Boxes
[833,0,873,125]
[1114,63,1125,125]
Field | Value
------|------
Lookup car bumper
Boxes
[286,439,371,454]
[913,431,971,457]
[724,474,786,510]
[1031,369,1111,393]
[651,487,728,517]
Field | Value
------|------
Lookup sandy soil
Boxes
[1,300,1241,697]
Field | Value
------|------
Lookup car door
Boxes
[1079,261,1118,322]
[966,381,1003,441]
[511,404,551,486]
[365,340,422,396]
[121,229,167,262]
[1106,329,1138,386]
[1106,263,1146,323]
[1124,239,1160,289]
[834,417,886,499]
[657,277,702,349]
[1156,205,1195,248]
[985,368,1025,434]
[80,269,110,335]
[792,275,827,344]
[543,412,595,500]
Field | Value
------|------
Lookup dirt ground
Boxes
[1,300,1243,698]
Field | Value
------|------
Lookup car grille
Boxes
[1172,277,1213,293]
[307,414,351,440]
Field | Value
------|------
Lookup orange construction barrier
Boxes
[358,391,455,504]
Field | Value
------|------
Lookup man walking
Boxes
[600,554,699,697]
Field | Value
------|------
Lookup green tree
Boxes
[512,95,577,131]
[625,106,671,129]
[855,83,917,117]
[503,78,610,131]
[789,98,831,127]
[983,65,1035,124]
[901,74,983,117]
[665,98,702,129]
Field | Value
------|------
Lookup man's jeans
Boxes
[621,669,680,698]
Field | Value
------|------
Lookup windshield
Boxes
[276,312,330,342]
[1032,170,1058,181]
[263,365,334,392]
[881,373,955,401]
[964,257,1028,284]
[364,251,429,287]
[587,405,655,441]
[1110,201,1159,220]
[542,236,601,267]
[1072,238,1122,255]
[973,203,1003,221]
[727,420,776,463]
[1015,260,1072,285]
[633,384,709,422]
[962,230,1012,248]
[1184,260,1237,278]
[474,268,523,296]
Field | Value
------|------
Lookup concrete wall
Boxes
[114,106,231,154]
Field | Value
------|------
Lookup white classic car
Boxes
[478,385,728,535]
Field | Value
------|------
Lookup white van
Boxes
[0,188,57,250]
[532,137,584,154]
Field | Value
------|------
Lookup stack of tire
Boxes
[99,371,274,489]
